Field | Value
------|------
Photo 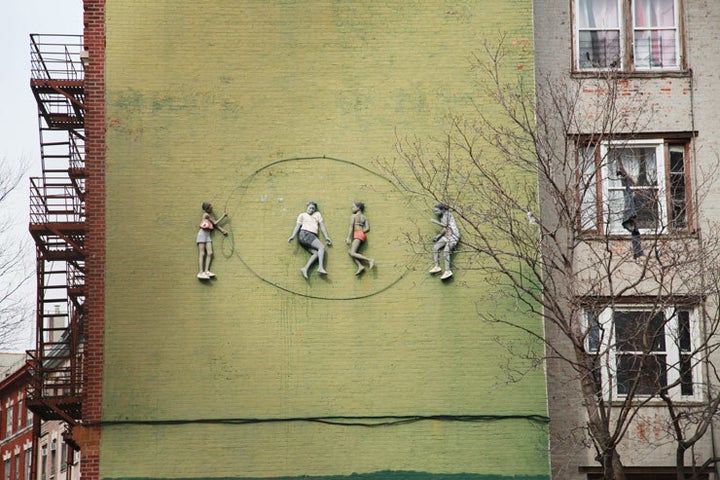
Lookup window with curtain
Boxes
[575,0,681,71]
[578,139,689,234]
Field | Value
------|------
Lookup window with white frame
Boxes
[585,305,698,399]
[579,139,689,234]
[15,400,21,431]
[22,450,30,480]
[575,0,681,71]
[5,404,13,438]
[40,445,46,480]
[49,440,56,477]
[60,443,67,472]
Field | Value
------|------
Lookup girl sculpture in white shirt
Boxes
[288,201,332,279]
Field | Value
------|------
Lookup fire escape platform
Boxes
[30,79,84,128]
[27,397,82,422]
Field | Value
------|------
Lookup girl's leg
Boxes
[205,242,214,275]
[443,243,452,271]
[349,240,373,274]
[310,238,327,274]
[432,238,447,266]
[301,248,319,279]
[198,244,205,273]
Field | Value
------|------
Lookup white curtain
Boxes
[578,0,620,68]
[634,0,677,68]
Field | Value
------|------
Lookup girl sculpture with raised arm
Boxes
[196,201,228,280]
[288,201,332,279]
[429,202,460,280]
[345,201,374,275]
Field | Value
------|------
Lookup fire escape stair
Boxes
[27,34,85,426]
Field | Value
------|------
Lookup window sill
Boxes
[582,398,706,407]
[571,69,691,79]
[579,230,699,241]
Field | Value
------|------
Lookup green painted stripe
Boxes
[106,473,549,480]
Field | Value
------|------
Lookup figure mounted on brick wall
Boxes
[288,201,332,279]
[429,202,460,280]
[196,202,228,280]
[346,201,374,275]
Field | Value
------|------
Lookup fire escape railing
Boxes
[27,34,85,425]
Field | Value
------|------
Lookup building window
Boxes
[23,450,30,480]
[5,405,13,438]
[15,400,22,431]
[579,139,689,234]
[49,440,56,478]
[3,459,9,480]
[585,305,698,400]
[575,0,681,71]
[60,443,67,472]
[13,454,19,480]
[40,445,47,480]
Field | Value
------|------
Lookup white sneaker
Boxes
[441,270,453,280]
[429,266,442,274]
[197,272,209,280]
[205,271,216,278]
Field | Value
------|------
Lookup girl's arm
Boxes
[213,211,228,224]
[362,216,370,233]
[288,222,301,243]
[320,221,332,246]
[212,212,228,235]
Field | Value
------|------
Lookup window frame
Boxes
[574,0,684,73]
[5,403,13,439]
[585,304,702,402]
[22,449,30,480]
[578,138,692,235]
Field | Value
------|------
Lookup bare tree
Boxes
[0,157,32,347]
[379,39,720,480]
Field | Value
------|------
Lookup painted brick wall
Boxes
[97,2,547,479]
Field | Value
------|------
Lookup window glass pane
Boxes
[579,31,621,69]
[615,310,666,352]
[586,310,601,352]
[579,0,620,28]
[669,145,687,229]
[634,0,678,68]
[677,310,691,352]
[23,450,30,480]
[580,146,598,230]
[608,146,661,230]
[634,0,676,28]
[632,188,660,230]
[634,30,677,68]
[680,354,693,396]
[617,354,667,394]
[577,0,621,69]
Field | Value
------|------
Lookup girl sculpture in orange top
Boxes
[345,201,374,275]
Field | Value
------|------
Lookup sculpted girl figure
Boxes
[288,201,332,279]
[429,202,460,280]
[345,201,374,275]
[196,202,228,280]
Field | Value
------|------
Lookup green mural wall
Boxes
[101,1,546,479]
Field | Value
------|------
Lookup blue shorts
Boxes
[196,229,212,243]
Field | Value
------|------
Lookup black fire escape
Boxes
[26,34,85,429]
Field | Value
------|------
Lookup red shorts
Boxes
[353,230,366,242]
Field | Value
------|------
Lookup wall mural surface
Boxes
[101,1,547,479]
